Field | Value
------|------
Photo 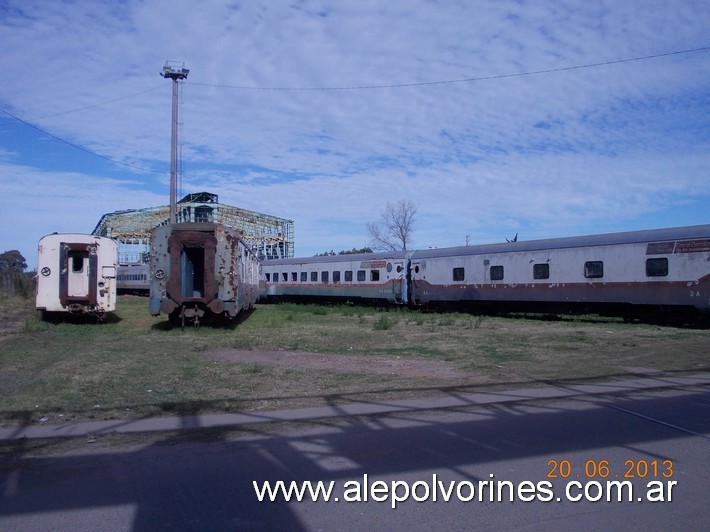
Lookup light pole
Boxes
[160,61,189,224]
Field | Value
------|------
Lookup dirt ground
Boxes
[204,348,471,379]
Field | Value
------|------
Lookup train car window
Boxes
[533,263,549,280]
[70,254,84,273]
[311,271,318,282]
[357,270,366,282]
[300,272,307,282]
[584,261,604,278]
[453,267,465,281]
[291,272,297,282]
[333,271,341,283]
[321,271,329,283]
[282,272,288,282]
[272,274,277,283]
[490,265,504,281]
[646,258,669,277]
[371,270,380,282]
[345,270,353,282]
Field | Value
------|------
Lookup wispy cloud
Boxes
[0,0,708,266]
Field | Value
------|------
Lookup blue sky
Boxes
[1,0,708,269]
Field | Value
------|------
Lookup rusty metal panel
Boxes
[166,229,218,305]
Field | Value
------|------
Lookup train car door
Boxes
[391,260,407,304]
[167,230,217,305]
[408,258,424,305]
[67,250,90,297]
[180,246,205,297]
[59,243,97,307]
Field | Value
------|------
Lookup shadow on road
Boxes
[1,383,709,530]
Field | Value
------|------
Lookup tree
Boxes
[0,250,27,272]
[339,247,373,255]
[314,247,373,257]
[366,200,418,251]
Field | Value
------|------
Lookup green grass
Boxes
[0,295,708,426]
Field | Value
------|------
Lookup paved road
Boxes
[1,374,709,531]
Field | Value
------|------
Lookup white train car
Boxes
[260,250,409,304]
[116,262,150,293]
[409,225,710,319]
[258,225,709,324]
[36,233,118,319]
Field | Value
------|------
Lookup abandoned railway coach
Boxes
[260,250,409,304]
[149,222,259,325]
[36,233,118,318]
[117,262,150,293]
[409,225,710,317]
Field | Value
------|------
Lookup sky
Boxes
[0,0,708,269]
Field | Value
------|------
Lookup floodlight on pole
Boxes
[161,61,189,224]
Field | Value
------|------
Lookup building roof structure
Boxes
[92,192,294,262]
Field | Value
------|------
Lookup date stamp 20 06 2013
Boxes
[547,459,674,480]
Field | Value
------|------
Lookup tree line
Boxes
[0,250,33,297]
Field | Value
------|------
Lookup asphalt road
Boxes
[1,376,709,531]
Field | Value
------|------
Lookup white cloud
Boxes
[0,0,708,266]
[0,162,166,267]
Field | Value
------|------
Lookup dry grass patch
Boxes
[0,296,707,426]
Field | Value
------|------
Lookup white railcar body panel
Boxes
[260,251,408,303]
[409,225,710,312]
[36,234,118,315]
[259,225,709,317]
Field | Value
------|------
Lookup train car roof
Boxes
[40,233,115,241]
[263,225,709,265]
[411,224,710,259]
[262,250,407,266]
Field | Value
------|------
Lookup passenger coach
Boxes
[260,225,710,321]
[116,262,150,293]
[149,222,259,326]
[260,250,409,304]
[36,233,118,319]
[408,225,710,319]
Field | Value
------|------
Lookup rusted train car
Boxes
[36,233,118,319]
[149,223,259,326]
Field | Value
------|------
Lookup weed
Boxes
[374,314,395,330]
[438,315,456,327]
[242,363,266,374]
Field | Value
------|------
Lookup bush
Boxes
[373,314,395,330]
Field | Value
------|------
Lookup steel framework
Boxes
[92,192,294,263]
